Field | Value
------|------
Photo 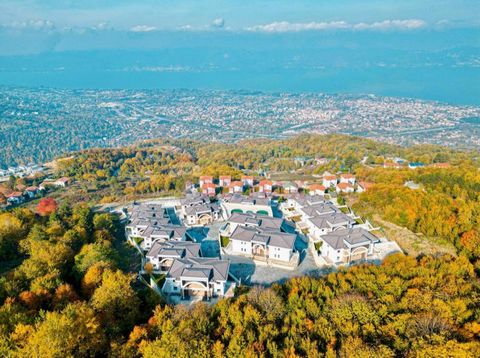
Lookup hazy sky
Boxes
[1,0,479,32]
[0,1,478,104]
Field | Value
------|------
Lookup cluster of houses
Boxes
[280,193,383,265]
[0,164,44,179]
[126,172,391,303]
[196,175,255,196]
[193,172,369,198]
[0,177,70,206]
[125,202,236,301]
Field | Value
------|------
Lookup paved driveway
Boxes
[225,243,331,286]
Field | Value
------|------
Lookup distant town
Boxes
[1,87,479,168]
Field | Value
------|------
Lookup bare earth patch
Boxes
[372,214,457,257]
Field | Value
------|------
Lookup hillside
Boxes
[1,134,480,356]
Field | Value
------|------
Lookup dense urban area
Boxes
[1,87,480,167]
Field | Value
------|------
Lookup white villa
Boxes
[306,212,356,238]
[318,227,379,265]
[221,212,299,266]
[221,192,273,216]
[139,225,188,249]
[219,175,232,187]
[177,194,221,226]
[162,257,234,300]
[228,181,244,193]
[146,241,201,272]
[241,175,254,187]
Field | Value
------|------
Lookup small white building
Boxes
[241,176,254,187]
[199,176,214,187]
[322,175,337,188]
[219,176,232,187]
[339,174,356,185]
[336,182,355,193]
[228,181,243,194]
[306,212,356,238]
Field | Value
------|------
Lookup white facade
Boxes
[241,177,254,187]
[223,201,273,216]
[339,175,356,185]
[322,177,337,188]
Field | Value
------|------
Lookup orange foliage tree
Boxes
[37,198,58,217]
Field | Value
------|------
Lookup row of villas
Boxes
[281,193,383,265]
[197,173,369,197]
[125,202,235,301]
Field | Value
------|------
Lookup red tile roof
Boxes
[202,183,216,189]
[309,184,326,191]
[337,182,353,190]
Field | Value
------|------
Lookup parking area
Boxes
[224,241,331,286]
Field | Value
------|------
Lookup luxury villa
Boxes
[146,241,201,272]
[220,212,299,267]
[162,257,234,300]
[221,192,273,216]
[319,227,380,265]
[177,193,221,226]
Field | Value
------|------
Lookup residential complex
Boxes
[126,201,236,302]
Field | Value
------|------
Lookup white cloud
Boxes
[246,19,426,33]
[211,18,225,28]
[5,19,55,30]
[353,19,426,30]
[130,25,157,32]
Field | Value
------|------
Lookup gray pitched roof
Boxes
[181,193,211,206]
[167,257,230,282]
[321,227,379,250]
[301,203,339,218]
[146,241,201,259]
[228,212,284,231]
[230,224,296,250]
[309,212,355,230]
[185,202,220,216]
